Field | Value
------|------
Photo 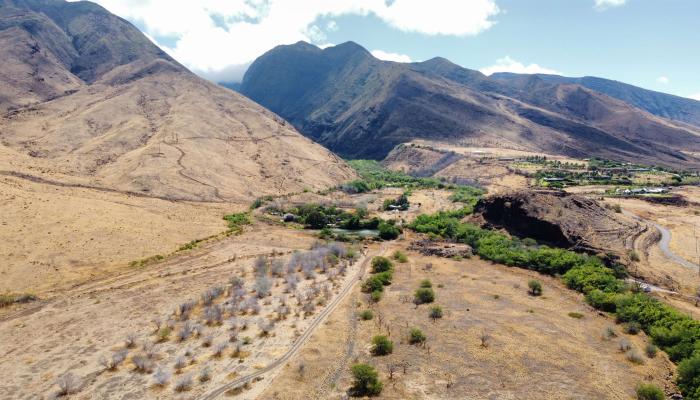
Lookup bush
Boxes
[392,250,408,263]
[409,328,427,344]
[429,305,443,321]
[370,290,382,303]
[528,280,542,296]
[374,271,393,286]
[414,288,435,304]
[645,343,658,358]
[153,368,171,387]
[420,279,432,288]
[635,383,664,400]
[627,349,645,365]
[362,276,385,293]
[157,327,172,342]
[378,221,401,240]
[350,363,383,396]
[371,335,394,356]
[625,322,641,335]
[371,257,393,273]
[174,374,193,392]
[359,310,374,320]
[678,355,700,397]
[56,372,80,396]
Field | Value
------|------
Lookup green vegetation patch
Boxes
[223,212,251,233]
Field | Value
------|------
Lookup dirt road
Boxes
[624,210,698,270]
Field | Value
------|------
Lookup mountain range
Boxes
[240,41,700,169]
[0,0,355,202]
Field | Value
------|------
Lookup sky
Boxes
[81,0,700,100]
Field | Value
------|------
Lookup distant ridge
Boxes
[240,41,700,169]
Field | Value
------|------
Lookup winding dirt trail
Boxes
[199,243,387,400]
[623,210,698,270]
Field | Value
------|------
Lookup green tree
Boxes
[528,280,543,296]
[371,256,394,273]
[635,383,664,400]
[414,288,436,304]
[350,364,383,396]
[371,335,394,356]
[409,328,427,344]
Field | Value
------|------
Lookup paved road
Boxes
[199,244,385,400]
[623,210,698,270]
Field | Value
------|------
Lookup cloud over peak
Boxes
[479,56,561,76]
[82,0,499,82]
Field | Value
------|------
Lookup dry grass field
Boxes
[0,219,372,399]
[262,236,675,399]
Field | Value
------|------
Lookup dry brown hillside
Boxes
[0,0,355,202]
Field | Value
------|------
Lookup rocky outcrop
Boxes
[474,190,644,257]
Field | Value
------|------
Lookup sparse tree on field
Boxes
[173,374,193,392]
[479,331,491,348]
[199,365,211,382]
[254,256,269,277]
[125,333,137,349]
[255,276,272,298]
[212,342,228,358]
[174,356,187,373]
[133,354,155,373]
[271,259,285,277]
[153,367,171,387]
[56,372,81,396]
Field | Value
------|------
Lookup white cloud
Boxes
[479,56,561,76]
[656,76,669,84]
[370,49,412,63]
[688,93,700,101]
[76,0,499,82]
[594,0,626,11]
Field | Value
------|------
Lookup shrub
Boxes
[350,364,383,396]
[362,276,385,293]
[568,312,584,319]
[371,335,394,356]
[420,279,432,288]
[153,368,171,386]
[157,327,171,342]
[378,221,401,240]
[370,290,382,303]
[414,288,435,304]
[678,355,700,397]
[635,383,664,400]
[528,280,542,296]
[409,328,427,344]
[359,310,374,320]
[174,356,187,372]
[133,354,155,373]
[173,374,193,392]
[374,271,393,286]
[371,257,393,273]
[625,322,641,335]
[56,372,80,396]
[199,365,212,382]
[645,343,658,358]
[629,250,641,262]
[429,305,443,321]
[392,251,408,263]
[627,349,645,365]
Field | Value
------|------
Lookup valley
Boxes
[3,1,700,400]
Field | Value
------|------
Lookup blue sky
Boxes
[85,0,700,100]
